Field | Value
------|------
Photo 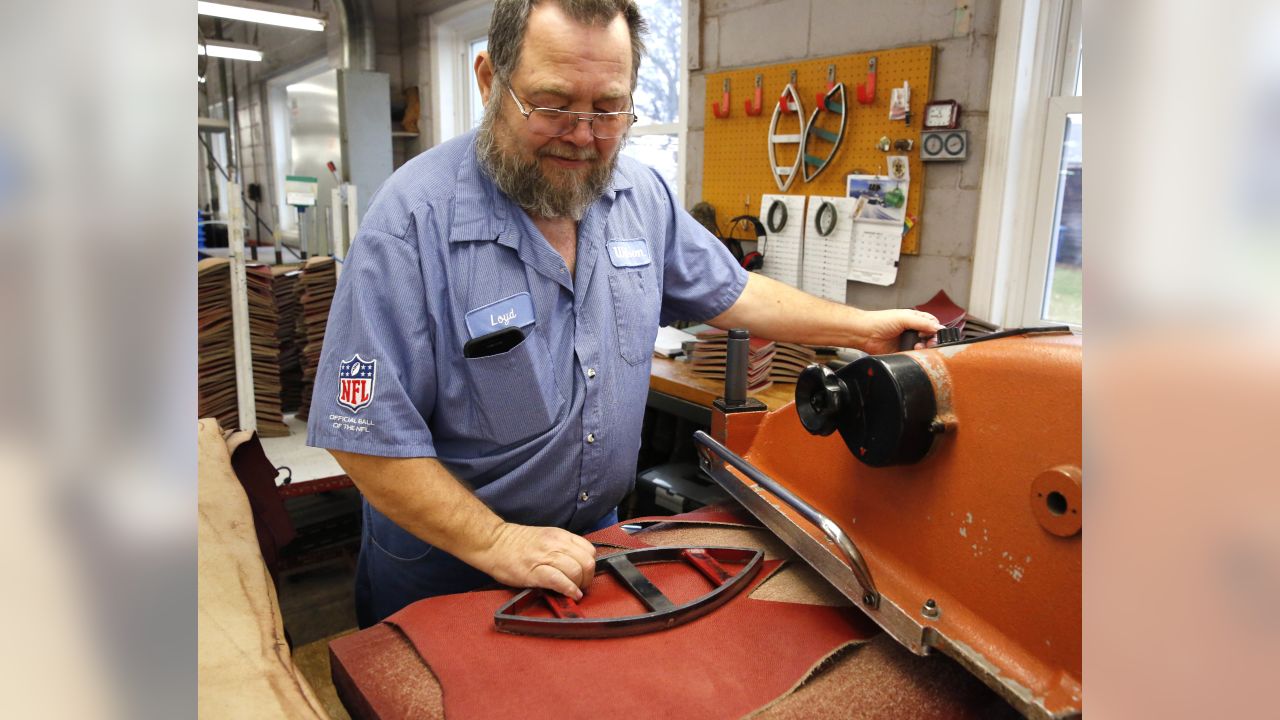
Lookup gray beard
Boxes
[475,93,623,221]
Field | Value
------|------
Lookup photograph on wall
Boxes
[845,174,910,226]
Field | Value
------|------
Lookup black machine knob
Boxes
[936,326,962,344]
[795,364,857,436]
[795,354,938,467]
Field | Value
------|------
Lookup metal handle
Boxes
[693,430,879,607]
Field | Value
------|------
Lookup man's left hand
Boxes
[859,309,944,355]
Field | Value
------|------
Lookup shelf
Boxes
[391,130,419,139]
[199,117,231,133]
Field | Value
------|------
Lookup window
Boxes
[620,0,685,195]
[430,0,494,144]
[1024,0,1082,327]
[970,0,1084,330]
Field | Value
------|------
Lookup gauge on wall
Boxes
[920,130,968,162]
[923,99,961,129]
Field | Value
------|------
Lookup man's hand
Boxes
[857,309,944,355]
[474,523,598,600]
[708,274,946,354]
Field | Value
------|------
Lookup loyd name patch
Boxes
[607,238,651,268]
[465,292,536,339]
[337,355,377,413]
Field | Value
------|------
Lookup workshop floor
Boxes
[278,546,359,720]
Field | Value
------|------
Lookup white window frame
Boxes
[970,0,1083,330]
[429,0,494,145]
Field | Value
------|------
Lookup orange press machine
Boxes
[694,326,1082,719]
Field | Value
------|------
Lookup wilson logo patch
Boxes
[337,355,377,413]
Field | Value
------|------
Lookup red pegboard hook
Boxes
[779,70,799,113]
[856,57,877,105]
[860,57,880,105]
[712,78,731,119]
[744,74,763,116]
[814,65,837,109]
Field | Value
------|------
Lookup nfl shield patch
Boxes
[337,355,377,413]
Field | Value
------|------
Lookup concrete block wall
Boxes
[688,0,1000,312]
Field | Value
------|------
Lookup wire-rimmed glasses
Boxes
[506,87,637,140]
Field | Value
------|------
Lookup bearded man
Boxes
[308,0,942,627]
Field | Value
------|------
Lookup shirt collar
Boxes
[449,129,633,246]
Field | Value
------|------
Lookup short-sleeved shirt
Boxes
[306,129,747,568]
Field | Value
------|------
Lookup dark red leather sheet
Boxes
[330,508,1020,719]
[380,510,878,720]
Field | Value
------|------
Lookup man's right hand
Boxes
[473,523,598,600]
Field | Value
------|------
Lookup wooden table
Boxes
[648,355,797,424]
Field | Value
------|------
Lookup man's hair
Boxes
[487,0,648,89]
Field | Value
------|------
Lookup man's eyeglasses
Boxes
[506,87,637,140]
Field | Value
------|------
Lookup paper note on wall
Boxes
[845,173,907,286]
[801,196,856,303]
[848,223,904,286]
[758,194,807,288]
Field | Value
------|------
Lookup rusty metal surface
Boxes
[710,334,1082,719]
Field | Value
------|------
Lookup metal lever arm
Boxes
[694,430,880,607]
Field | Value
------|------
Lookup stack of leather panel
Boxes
[197,259,238,430]
[768,342,819,384]
[688,329,776,392]
[295,257,337,421]
[271,265,305,414]
[245,264,289,437]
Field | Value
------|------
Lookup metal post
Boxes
[270,202,283,264]
[723,329,749,406]
[345,184,359,237]
[322,211,332,257]
[298,207,309,260]
[712,328,766,415]
[330,186,346,260]
[228,180,257,431]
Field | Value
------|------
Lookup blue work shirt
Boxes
[306,130,747,620]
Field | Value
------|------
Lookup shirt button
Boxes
[586,368,596,378]
[579,491,590,502]
[586,433,596,444]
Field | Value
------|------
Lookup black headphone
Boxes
[724,214,766,271]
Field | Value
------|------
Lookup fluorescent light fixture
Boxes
[198,40,264,62]
[197,0,327,31]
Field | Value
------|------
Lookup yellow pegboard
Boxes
[701,45,934,254]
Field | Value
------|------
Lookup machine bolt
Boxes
[862,592,875,606]
[921,598,940,619]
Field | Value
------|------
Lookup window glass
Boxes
[626,0,681,189]
[621,134,679,186]
[1042,113,1082,325]
[631,0,680,126]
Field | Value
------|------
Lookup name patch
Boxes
[607,239,651,268]
[465,292,536,339]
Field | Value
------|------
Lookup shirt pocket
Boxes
[608,269,660,366]
[464,328,564,446]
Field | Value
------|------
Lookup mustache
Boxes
[538,144,600,162]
